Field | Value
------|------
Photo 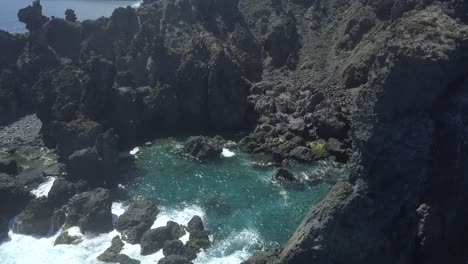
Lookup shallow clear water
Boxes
[123,139,341,262]
[0,0,141,33]
[0,139,341,264]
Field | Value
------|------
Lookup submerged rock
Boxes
[54,230,83,246]
[65,188,113,234]
[140,221,186,256]
[115,200,159,244]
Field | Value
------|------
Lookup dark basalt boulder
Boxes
[97,236,141,264]
[16,169,45,188]
[272,168,301,186]
[325,138,349,163]
[186,216,204,234]
[13,197,54,236]
[185,216,210,254]
[0,173,32,220]
[115,200,159,244]
[140,221,186,256]
[183,136,222,162]
[54,230,83,245]
[0,217,9,241]
[313,109,349,140]
[48,179,88,208]
[162,240,196,260]
[65,188,113,234]
[158,255,192,264]
[288,146,315,163]
[0,158,18,175]
[66,129,119,184]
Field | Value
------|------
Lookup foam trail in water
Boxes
[0,203,260,264]
[31,177,56,197]
[194,229,264,264]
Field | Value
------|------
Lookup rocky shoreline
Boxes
[1,0,468,263]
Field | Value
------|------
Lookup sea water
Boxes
[0,139,342,263]
[0,0,141,33]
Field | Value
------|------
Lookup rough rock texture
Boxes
[0,158,18,175]
[185,216,210,255]
[272,168,301,185]
[48,179,88,208]
[182,136,222,161]
[243,1,468,264]
[13,196,64,236]
[0,173,32,221]
[65,188,113,234]
[158,255,193,264]
[3,0,468,263]
[0,217,9,241]
[54,231,83,245]
[115,200,159,244]
[162,240,197,261]
[97,236,141,264]
[140,221,186,256]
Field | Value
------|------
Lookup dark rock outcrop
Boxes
[115,200,159,244]
[54,230,83,245]
[48,179,88,208]
[182,136,222,162]
[0,173,32,220]
[65,188,113,234]
[0,217,9,241]
[185,216,210,254]
[0,158,18,175]
[162,240,196,261]
[158,255,192,264]
[140,221,186,256]
[13,197,55,236]
[272,168,301,185]
[244,1,468,264]
[97,236,141,264]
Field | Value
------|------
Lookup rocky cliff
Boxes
[1,0,468,263]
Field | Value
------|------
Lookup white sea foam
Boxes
[31,177,56,198]
[194,229,264,264]
[221,148,236,158]
[130,147,140,156]
[0,203,258,264]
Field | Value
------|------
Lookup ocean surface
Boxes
[0,0,141,33]
[0,139,342,264]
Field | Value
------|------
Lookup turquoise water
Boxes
[1,0,140,33]
[124,139,342,259]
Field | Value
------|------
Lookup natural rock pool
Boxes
[121,139,342,262]
[0,139,342,263]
